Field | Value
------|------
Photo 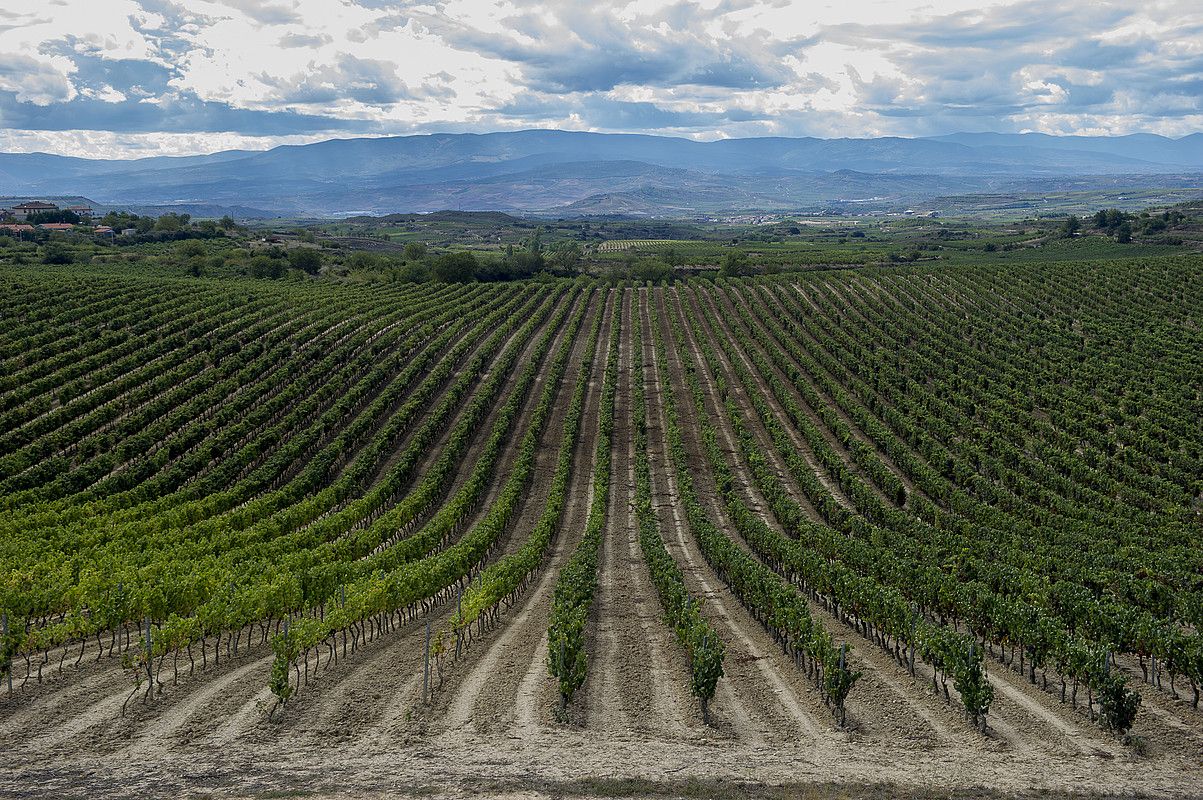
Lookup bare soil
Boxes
[1,287,1200,799]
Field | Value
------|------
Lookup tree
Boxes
[155,213,190,233]
[546,241,581,274]
[525,228,544,255]
[630,258,671,283]
[433,251,477,282]
[41,243,73,265]
[248,255,285,279]
[347,251,381,270]
[288,248,323,275]
[1061,215,1081,237]
[720,250,749,277]
[27,210,80,225]
[403,241,427,261]
[1115,222,1132,244]
[396,260,430,283]
[177,240,206,259]
[219,215,237,231]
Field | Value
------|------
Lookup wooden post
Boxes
[909,616,916,676]
[2,611,10,694]
[422,620,431,704]
[454,586,463,659]
[145,617,154,689]
[557,637,566,713]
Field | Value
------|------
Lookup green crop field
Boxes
[1,237,1202,797]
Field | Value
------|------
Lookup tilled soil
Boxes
[2,287,1201,799]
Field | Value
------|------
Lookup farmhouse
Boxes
[10,201,58,221]
[38,222,76,232]
[0,223,34,235]
[66,205,94,217]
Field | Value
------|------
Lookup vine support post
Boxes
[422,620,431,704]
[454,586,463,659]
[145,617,153,685]
[2,611,10,694]
[909,616,916,676]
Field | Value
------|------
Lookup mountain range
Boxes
[3,130,1203,218]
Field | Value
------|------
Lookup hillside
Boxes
[4,130,1203,217]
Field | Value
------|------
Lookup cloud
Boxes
[257,54,454,105]
[215,0,302,26]
[0,88,376,135]
[279,32,332,48]
[0,0,1201,157]
[0,53,76,105]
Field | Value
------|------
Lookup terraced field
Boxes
[1,260,1201,799]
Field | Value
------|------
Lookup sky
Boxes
[0,0,1201,158]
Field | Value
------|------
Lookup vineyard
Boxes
[1,259,1201,798]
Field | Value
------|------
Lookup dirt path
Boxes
[431,289,610,735]
[640,287,829,745]
[581,289,694,739]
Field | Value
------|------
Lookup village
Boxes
[0,200,118,239]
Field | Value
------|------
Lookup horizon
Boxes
[7,127,1203,164]
[2,1,1201,159]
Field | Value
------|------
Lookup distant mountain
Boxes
[2,130,1202,217]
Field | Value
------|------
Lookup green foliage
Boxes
[395,260,431,283]
[546,240,582,273]
[433,251,477,282]
[287,248,323,275]
[154,213,191,233]
[177,240,206,259]
[720,250,749,277]
[547,297,622,706]
[1097,673,1141,735]
[247,254,285,279]
[41,243,73,265]
[27,210,80,225]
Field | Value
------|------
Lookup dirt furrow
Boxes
[583,289,693,738]
[683,284,966,745]
[431,289,610,735]
[259,291,588,742]
[642,287,825,745]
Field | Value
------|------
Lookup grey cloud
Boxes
[215,0,301,25]
[419,3,795,94]
[0,54,74,105]
[258,55,454,105]
[0,88,376,134]
[279,32,333,48]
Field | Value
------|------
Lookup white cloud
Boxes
[0,0,1200,157]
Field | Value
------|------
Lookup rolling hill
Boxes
[3,129,1203,217]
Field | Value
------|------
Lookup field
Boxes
[1,257,1202,799]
